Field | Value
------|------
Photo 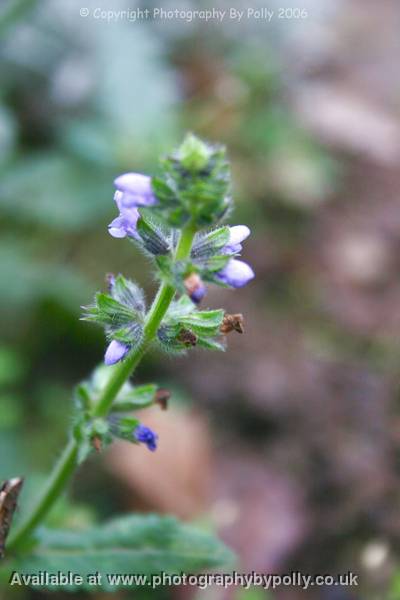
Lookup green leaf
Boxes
[191,227,230,259]
[158,299,224,354]
[8,515,234,591]
[166,295,196,318]
[111,321,143,346]
[82,293,135,327]
[0,154,113,231]
[111,275,146,314]
[74,382,92,412]
[180,309,224,336]
[201,254,231,273]
[113,416,140,441]
[137,208,172,256]
[197,337,226,352]
[151,177,178,205]
[112,384,157,412]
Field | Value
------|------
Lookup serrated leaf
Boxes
[112,384,157,411]
[8,515,234,591]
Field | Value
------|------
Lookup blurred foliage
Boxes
[2,515,234,591]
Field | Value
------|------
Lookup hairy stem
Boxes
[7,222,197,553]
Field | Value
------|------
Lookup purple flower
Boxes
[184,273,207,305]
[108,206,140,239]
[216,258,255,288]
[104,340,130,365]
[134,424,158,452]
[190,284,207,304]
[223,225,251,254]
[114,173,157,208]
[215,226,254,288]
[108,173,157,239]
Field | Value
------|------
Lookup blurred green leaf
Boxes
[1,154,112,230]
[112,383,158,411]
[7,514,234,590]
[0,238,91,309]
[0,393,23,429]
[94,25,178,158]
[0,346,25,386]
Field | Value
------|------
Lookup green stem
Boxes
[7,222,197,553]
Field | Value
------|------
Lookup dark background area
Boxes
[1,0,400,598]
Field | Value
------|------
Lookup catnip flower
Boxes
[104,340,130,365]
[108,207,140,239]
[186,225,254,301]
[223,225,250,254]
[108,173,156,239]
[216,259,255,288]
[134,424,158,451]
[190,284,207,304]
[114,173,157,208]
[216,225,254,288]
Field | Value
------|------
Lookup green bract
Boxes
[136,208,173,256]
[81,274,145,347]
[152,135,231,228]
[157,296,225,353]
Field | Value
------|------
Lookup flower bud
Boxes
[184,273,207,304]
[104,340,130,365]
[178,133,211,172]
[216,259,255,288]
[134,424,158,451]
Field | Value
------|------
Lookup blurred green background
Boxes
[1,0,400,598]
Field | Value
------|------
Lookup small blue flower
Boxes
[184,273,207,305]
[216,258,255,288]
[108,173,157,239]
[223,225,251,254]
[134,424,158,452]
[190,283,207,304]
[114,173,157,208]
[215,225,254,288]
[108,206,140,239]
[104,340,130,365]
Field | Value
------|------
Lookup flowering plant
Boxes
[1,135,254,591]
